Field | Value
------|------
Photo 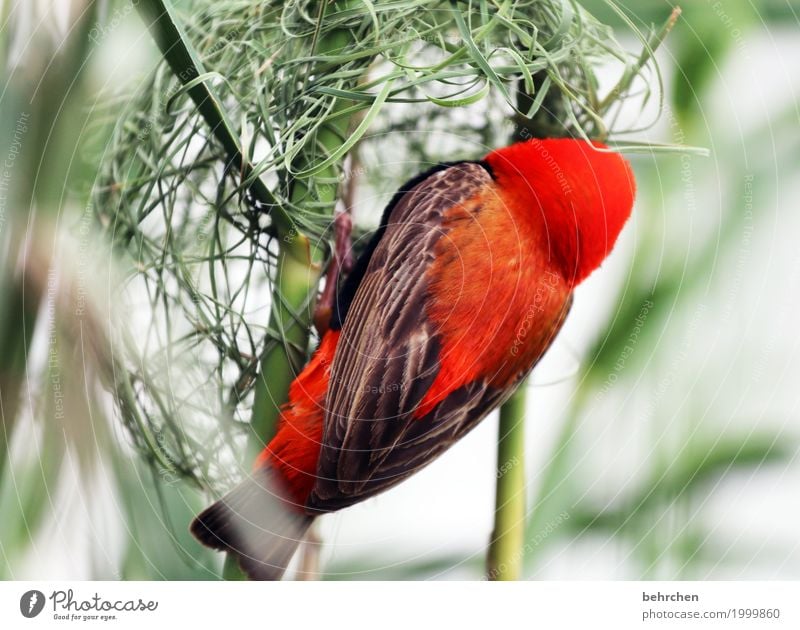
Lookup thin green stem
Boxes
[487,385,527,580]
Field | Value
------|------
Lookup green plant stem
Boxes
[488,385,527,580]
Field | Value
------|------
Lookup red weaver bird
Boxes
[191,138,636,579]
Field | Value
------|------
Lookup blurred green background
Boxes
[0,0,798,580]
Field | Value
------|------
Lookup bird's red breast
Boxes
[257,138,635,510]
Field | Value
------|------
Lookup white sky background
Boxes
[7,2,800,579]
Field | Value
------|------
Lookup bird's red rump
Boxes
[257,330,339,506]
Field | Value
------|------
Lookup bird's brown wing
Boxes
[309,295,571,511]
[307,162,491,510]
[356,293,573,501]
[307,162,491,511]
[307,161,570,513]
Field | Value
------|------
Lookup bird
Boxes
[190,137,636,579]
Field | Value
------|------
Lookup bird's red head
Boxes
[484,138,636,286]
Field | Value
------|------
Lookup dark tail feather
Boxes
[190,467,313,580]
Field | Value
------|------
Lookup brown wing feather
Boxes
[364,293,573,488]
[309,163,492,509]
[307,162,572,513]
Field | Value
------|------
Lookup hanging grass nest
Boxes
[93,0,678,492]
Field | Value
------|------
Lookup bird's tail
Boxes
[190,466,313,580]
